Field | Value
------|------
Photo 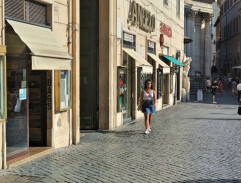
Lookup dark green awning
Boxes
[162,55,184,66]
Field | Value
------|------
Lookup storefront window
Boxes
[119,52,132,120]
[6,55,28,155]
[117,67,127,112]
[0,56,5,120]
[55,70,71,112]
[157,69,163,99]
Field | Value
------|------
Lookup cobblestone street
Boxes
[1,90,241,183]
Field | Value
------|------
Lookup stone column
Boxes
[184,8,198,76]
[204,13,212,78]
[200,16,205,77]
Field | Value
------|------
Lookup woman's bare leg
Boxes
[149,114,152,129]
[144,113,150,130]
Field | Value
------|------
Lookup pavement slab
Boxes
[0,90,241,183]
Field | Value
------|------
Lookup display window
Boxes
[0,55,6,121]
[117,52,132,120]
[55,70,72,112]
[157,69,163,99]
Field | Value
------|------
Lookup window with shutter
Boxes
[5,0,24,20]
[5,0,47,26]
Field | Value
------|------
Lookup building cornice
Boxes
[185,7,214,22]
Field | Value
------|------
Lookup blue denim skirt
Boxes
[142,100,155,114]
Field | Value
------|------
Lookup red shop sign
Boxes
[160,22,172,37]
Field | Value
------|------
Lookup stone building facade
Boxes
[184,0,214,80]
[0,0,80,169]
[80,0,185,130]
[217,0,241,75]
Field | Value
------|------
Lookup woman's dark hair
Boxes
[144,79,153,89]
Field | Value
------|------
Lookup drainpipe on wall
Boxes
[1,0,7,169]
[71,0,80,144]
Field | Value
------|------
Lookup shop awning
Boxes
[147,53,170,74]
[162,55,184,66]
[123,48,153,74]
[7,19,72,70]
[232,66,241,69]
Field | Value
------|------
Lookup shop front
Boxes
[117,31,152,123]
[5,19,72,161]
[146,40,170,111]
[161,55,184,105]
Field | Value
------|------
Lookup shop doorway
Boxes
[176,70,180,101]
[6,57,47,160]
[80,0,99,130]
[29,70,47,147]
[6,25,47,160]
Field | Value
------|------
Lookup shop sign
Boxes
[47,78,52,110]
[123,32,136,48]
[160,22,172,37]
[123,33,134,43]
[148,41,155,49]
[147,40,156,54]
[128,1,155,33]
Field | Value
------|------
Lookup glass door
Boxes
[6,56,28,158]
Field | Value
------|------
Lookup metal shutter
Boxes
[5,0,24,20]
[26,0,47,25]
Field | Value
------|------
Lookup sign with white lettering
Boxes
[123,32,136,49]
[128,1,155,33]
[160,22,172,37]
[147,40,156,54]
[123,33,134,43]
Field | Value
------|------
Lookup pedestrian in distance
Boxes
[206,77,211,94]
[211,78,219,104]
[138,79,157,134]
[231,79,238,97]
[218,78,224,93]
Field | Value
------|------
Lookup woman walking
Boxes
[138,79,157,134]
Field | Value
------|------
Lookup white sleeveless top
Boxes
[143,90,154,101]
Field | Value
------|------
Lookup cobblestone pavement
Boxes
[1,90,241,183]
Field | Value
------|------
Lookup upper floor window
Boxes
[5,0,49,26]
[176,0,180,17]
[164,0,168,6]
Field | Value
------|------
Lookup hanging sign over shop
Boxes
[160,22,172,37]
[128,1,155,33]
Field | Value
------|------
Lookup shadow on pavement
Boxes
[175,179,241,183]
[187,118,240,121]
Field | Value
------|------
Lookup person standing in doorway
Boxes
[211,78,219,104]
[138,79,157,134]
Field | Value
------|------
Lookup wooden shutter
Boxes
[5,0,24,20]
